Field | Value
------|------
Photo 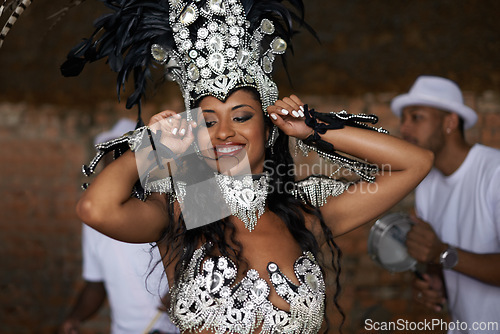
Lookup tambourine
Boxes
[367,212,418,273]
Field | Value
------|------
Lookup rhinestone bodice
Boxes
[168,244,325,334]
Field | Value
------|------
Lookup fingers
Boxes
[269,95,305,118]
[267,112,292,134]
[149,111,197,137]
[406,221,434,247]
[406,238,431,261]
[414,288,442,311]
[406,219,443,262]
[417,290,445,312]
[413,275,446,311]
[267,94,318,140]
[181,122,195,149]
[148,110,179,127]
[170,119,197,141]
[144,110,198,157]
[281,97,303,117]
[289,94,304,107]
[414,273,432,288]
[151,112,181,135]
[176,119,188,137]
[161,118,196,155]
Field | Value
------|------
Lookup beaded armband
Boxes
[128,126,149,152]
[302,105,388,149]
[298,106,388,183]
[82,126,180,200]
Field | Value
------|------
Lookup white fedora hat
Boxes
[391,75,477,129]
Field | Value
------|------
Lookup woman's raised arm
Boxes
[77,110,195,243]
[76,149,169,243]
[268,95,433,237]
[317,126,433,236]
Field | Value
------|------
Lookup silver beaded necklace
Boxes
[214,173,269,232]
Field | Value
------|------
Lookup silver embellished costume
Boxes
[169,243,325,334]
[44,0,388,332]
[215,173,269,232]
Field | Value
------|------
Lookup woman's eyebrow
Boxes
[201,105,255,113]
[232,104,256,111]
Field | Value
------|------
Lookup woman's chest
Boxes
[168,241,325,334]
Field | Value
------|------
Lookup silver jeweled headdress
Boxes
[59,0,307,114]
[151,0,287,112]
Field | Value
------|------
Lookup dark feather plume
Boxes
[242,0,316,44]
[59,0,315,110]
[241,0,317,84]
[60,0,172,110]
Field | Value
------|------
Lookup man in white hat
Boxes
[391,76,500,333]
[59,118,179,334]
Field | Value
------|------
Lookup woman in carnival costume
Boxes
[39,0,433,333]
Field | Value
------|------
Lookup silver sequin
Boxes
[168,244,326,334]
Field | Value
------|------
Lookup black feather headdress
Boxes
[60,0,313,113]
[61,1,173,110]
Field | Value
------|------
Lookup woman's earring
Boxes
[266,125,279,149]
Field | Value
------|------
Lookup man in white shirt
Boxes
[391,76,500,333]
[59,119,179,334]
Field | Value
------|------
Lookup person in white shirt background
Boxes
[59,118,179,334]
[391,76,500,333]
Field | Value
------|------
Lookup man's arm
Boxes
[58,281,107,334]
[450,249,500,286]
[406,217,500,286]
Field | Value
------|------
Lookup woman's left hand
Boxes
[267,95,313,140]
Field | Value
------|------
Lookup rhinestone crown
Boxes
[151,0,287,112]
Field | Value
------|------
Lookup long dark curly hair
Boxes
[153,87,345,333]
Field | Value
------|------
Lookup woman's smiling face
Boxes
[196,88,268,175]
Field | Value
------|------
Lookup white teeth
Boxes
[217,145,243,153]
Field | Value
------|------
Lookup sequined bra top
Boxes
[167,244,325,334]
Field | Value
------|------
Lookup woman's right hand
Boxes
[147,110,197,156]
